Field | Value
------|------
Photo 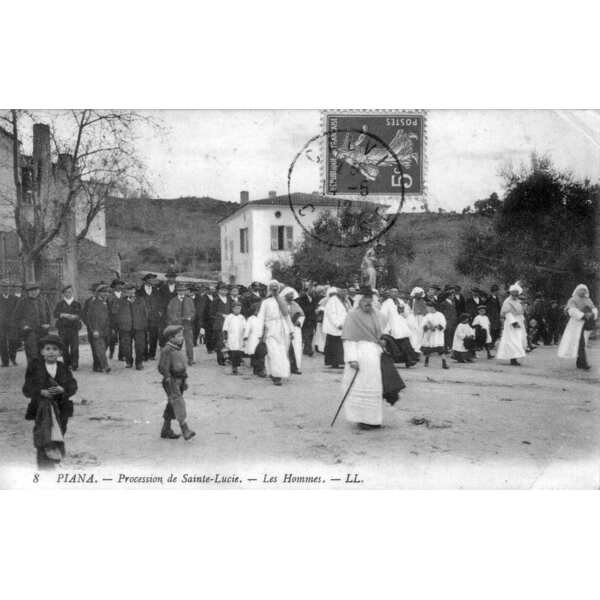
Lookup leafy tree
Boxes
[473,192,502,216]
[270,208,415,287]
[455,154,599,299]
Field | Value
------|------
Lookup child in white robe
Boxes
[472,305,494,359]
[223,302,246,375]
[421,302,449,369]
[452,313,476,363]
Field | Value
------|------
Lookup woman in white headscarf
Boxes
[255,280,292,385]
[496,282,527,366]
[281,286,305,374]
[557,284,597,370]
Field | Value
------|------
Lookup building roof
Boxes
[218,192,377,224]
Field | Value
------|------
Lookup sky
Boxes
[127,110,600,210]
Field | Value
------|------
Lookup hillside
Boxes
[387,212,494,290]
[105,197,492,288]
[106,196,237,277]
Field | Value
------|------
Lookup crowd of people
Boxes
[0,272,596,468]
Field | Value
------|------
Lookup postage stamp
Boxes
[323,111,426,196]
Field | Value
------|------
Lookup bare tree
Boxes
[0,109,161,288]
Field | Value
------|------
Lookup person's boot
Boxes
[161,419,180,439]
[232,366,238,375]
[181,422,196,441]
[442,358,449,370]
[510,359,521,366]
[486,349,494,359]
[424,356,429,367]
[272,377,282,386]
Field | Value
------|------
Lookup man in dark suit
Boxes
[83,284,111,373]
[452,285,466,316]
[137,273,162,360]
[209,282,232,365]
[242,281,263,318]
[158,269,178,343]
[13,282,52,365]
[195,284,215,353]
[485,284,502,344]
[297,284,318,356]
[107,278,125,360]
[465,288,484,318]
[0,280,18,367]
[117,283,148,369]
[438,291,458,352]
[53,284,82,370]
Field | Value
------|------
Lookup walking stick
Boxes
[330,366,360,427]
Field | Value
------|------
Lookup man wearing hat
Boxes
[195,284,215,353]
[137,273,162,360]
[117,283,149,369]
[53,284,82,370]
[242,281,263,318]
[0,280,19,367]
[13,282,52,365]
[166,282,196,366]
[209,282,232,366]
[83,284,111,373]
[107,278,125,360]
[452,285,467,316]
[465,288,484,319]
[485,284,502,344]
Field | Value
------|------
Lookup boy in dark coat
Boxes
[14,282,52,365]
[158,325,195,441]
[485,284,502,344]
[117,283,148,369]
[196,284,215,353]
[53,284,82,370]
[23,335,77,469]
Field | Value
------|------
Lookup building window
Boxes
[240,228,249,253]
[270,225,293,251]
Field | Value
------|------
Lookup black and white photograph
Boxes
[0,108,598,489]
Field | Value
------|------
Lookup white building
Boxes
[219,191,345,285]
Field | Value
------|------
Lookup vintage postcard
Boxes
[0,109,598,489]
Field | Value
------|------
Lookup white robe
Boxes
[342,340,383,426]
[256,297,291,378]
[496,298,526,360]
[557,306,598,359]
[243,315,261,355]
[421,311,446,349]
[381,298,413,340]
[452,322,475,352]
[314,299,327,352]
[472,314,492,344]
[323,295,347,337]
[223,314,246,351]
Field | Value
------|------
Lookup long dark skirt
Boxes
[324,334,344,367]
[576,327,589,369]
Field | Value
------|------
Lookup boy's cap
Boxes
[62,284,73,293]
[111,278,125,288]
[142,273,157,282]
[25,282,40,291]
[477,305,487,311]
[38,334,64,351]
[163,325,184,340]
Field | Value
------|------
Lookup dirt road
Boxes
[1,342,598,489]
